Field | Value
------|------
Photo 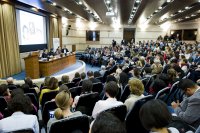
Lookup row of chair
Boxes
[48,94,196,133]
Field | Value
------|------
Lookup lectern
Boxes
[23,54,40,79]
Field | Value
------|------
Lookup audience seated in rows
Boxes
[0,94,39,133]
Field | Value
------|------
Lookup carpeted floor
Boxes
[8,60,100,80]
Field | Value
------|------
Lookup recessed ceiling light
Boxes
[132,10,136,13]
[109,7,113,11]
[155,10,158,12]
[166,0,171,3]
[136,0,140,3]
[52,2,56,6]
[133,7,137,10]
[78,1,82,5]
[170,14,174,16]
[64,8,67,11]
[31,7,38,11]
[185,6,189,9]
[158,7,162,10]
[106,0,111,4]
[191,14,196,17]
[178,10,182,13]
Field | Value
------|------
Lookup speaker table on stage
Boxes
[23,52,40,79]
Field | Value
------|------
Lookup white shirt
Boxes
[92,98,123,119]
[0,112,39,133]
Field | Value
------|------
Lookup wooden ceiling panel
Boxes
[84,0,111,24]
[118,0,135,24]
[53,0,92,21]
[151,0,199,24]
[134,0,165,24]
[15,0,200,25]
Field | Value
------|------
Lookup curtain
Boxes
[0,3,21,78]
[49,16,59,50]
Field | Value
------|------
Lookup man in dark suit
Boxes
[48,48,55,56]
[61,45,69,54]
[42,49,48,58]
[171,79,200,128]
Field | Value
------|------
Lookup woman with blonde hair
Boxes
[47,90,82,132]
[124,78,144,112]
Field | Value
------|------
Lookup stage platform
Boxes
[0,60,87,86]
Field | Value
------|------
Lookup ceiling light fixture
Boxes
[155,10,158,12]
[166,0,171,3]
[178,10,182,13]
[185,6,189,9]
[106,0,111,4]
[78,1,82,5]
[158,6,162,9]
[136,0,140,3]
[52,2,56,6]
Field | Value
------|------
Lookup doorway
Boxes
[123,28,135,43]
